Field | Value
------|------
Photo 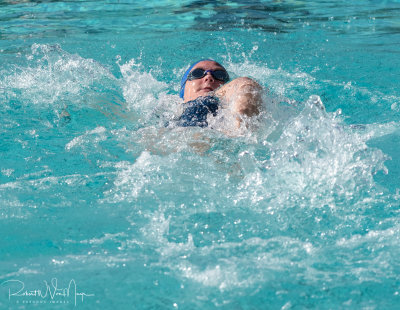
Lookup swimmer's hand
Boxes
[215,77,263,128]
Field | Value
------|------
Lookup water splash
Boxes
[2,43,399,309]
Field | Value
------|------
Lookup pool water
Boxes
[1,1,400,309]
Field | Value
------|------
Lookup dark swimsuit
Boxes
[176,96,219,128]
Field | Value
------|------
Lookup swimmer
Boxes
[177,59,263,128]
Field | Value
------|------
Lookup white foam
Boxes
[2,44,115,110]
[65,126,107,150]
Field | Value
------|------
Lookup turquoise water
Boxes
[1,0,400,309]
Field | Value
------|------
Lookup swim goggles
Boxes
[187,68,230,83]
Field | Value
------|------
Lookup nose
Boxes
[203,71,214,82]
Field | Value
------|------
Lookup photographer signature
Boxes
[1,278,94,306]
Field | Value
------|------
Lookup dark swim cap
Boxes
[179,59,214,99]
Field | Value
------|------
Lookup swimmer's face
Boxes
[183,61,227,102]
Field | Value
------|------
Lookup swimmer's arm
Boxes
[215,77,263,117]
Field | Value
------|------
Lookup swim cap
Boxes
[179,59,214,99]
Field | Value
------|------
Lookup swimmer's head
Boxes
[180,59,229,102]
